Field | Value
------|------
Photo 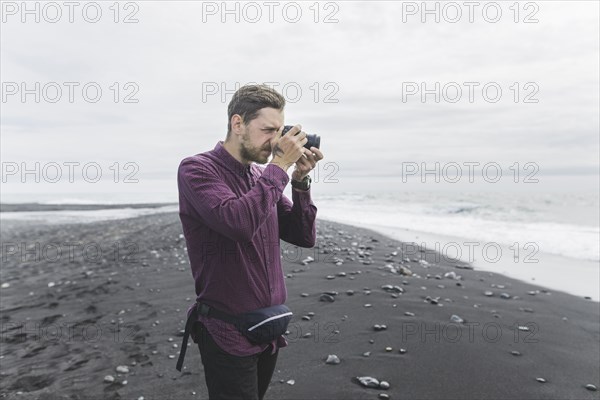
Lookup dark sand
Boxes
[1,209,598,400]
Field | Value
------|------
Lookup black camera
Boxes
[281,125,321,150]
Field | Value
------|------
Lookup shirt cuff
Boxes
[262,164,289,191]
[292,184,313,205]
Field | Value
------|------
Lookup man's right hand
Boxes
[269,124,307,172]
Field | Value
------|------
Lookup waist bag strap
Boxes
[175,302,238,372]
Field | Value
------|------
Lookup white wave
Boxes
[315,195,600,262]
[0,205,179,224]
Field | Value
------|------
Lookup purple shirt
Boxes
[177,141,317,356]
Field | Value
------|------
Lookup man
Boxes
[176,84,324,399]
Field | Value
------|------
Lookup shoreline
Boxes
[3,202,597,302]
[0,202,177,212]
[323,218,600,303]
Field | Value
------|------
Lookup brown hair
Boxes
[226,84,286,139]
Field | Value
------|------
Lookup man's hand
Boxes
[291,146,324,182]
[268,124,307,173]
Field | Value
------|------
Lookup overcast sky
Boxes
[1,1,598,201]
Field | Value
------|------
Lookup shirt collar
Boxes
[213,141,252,176]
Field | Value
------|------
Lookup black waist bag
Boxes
[234,304,293,344]
[176,301,292,371]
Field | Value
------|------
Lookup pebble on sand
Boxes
[444,271,458,280]
[325,354,340,364]
[518,326,530,332]
[301,256,314,265]
[450,315,464,324]
[104,376,115,383]
[320,294,335,302]
[585,384,597,391]
[356,376,379,388]
[116,365,129,374]
[384,284,404,293]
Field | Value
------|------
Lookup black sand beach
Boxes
[1,208,599,400]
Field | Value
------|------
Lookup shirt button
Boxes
[262,234,266,238]
[270,288,274,293]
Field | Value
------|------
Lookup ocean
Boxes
[2,174,598,300]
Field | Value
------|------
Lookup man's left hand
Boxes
[291,146,324,182]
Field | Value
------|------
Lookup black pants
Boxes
[195,321,279,400]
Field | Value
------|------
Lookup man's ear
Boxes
[230,114,243,136]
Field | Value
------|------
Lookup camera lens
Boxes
[281,125,321,150]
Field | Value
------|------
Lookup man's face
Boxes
[239,107,284,164]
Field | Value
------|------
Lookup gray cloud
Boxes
[1,1,598,197]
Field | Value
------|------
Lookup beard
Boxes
[239,129,271,164]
